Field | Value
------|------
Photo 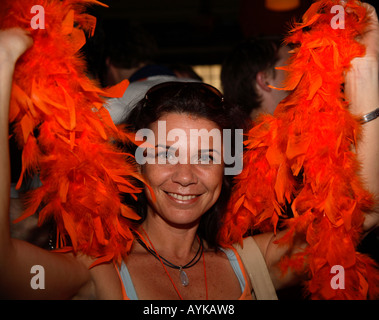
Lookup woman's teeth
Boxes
[168,193,197,200]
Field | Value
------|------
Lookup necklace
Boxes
[137,227,208,300]
[136,231,203,287]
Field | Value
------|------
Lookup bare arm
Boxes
[0,29,90,299]
[345,3,379,233]
[253,231,307,290]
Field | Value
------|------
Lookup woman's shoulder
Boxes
[231,234,273,257]
[231,236,278,300]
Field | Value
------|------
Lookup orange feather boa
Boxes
[219,0,379,299]
[0,0,143,267]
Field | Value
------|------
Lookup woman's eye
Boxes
[157,150,177,162]
[198,154,214,164]
[156,151,165,158]
[157,151,168,159]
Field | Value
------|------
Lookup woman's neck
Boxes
[139,217,201,263]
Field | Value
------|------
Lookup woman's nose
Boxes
[171,163,198,186]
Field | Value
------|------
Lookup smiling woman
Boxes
[120,81,256,299]
[124,82,247,248]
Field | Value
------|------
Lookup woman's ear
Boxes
[256,71,272,93]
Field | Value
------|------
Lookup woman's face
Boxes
[141,112,224,228]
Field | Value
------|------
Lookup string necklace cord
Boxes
[136,227,203,270]
[136,236,203,270]
[203,250,208,300]
[139,227,208,300]
[141,227,184,300]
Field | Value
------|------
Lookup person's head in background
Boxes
[168,64,203,82]
[221,37,291,120]
[83,19,163,87]
[102,20,160,86]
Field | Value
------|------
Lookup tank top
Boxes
[118,246,253,300]
[116,237,277,300]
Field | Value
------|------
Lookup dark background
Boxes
[90,0,379,65]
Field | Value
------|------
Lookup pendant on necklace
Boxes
[179,267,189,287]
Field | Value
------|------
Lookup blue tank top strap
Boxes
[218,247,246,293]
[119,261,139,300]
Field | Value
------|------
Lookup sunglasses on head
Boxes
[144,81,225,104]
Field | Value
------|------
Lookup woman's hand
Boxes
[359,3,379,60]
[0,28,33,65]
[345,2,379,61]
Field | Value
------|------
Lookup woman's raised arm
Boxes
[0,29,91,299]
[345,3,379,233]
